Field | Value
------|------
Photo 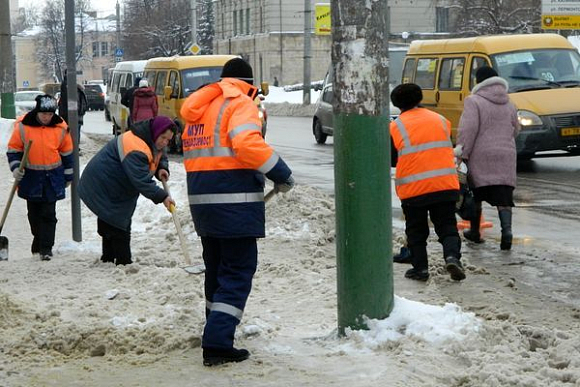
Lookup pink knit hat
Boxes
[150,116,176,141]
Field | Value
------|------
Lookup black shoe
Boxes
[203,347,250,366]
[463,229,484,243]
[41,253,52,261]
[404,267,429,281]
[393,246,412,264]
[445,257,466,281]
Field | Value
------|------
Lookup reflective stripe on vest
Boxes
[183,98,234,160]
[395,115,452,157]
[206,300,244,320]
[393,114,455,187]
[18,122,66,170]
[189,191,265,205]
[116,132,159,175]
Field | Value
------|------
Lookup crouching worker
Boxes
[390,83,465,282]
[79,116,176,265]
[6,94,73,261]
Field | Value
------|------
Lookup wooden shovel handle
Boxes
[0,140,33,233]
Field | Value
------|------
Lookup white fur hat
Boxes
[139,79,149,88]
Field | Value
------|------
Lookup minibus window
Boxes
[492,49,580,92]
[168,71,180,98]
[402,58,415,84]
[439,58,464,90]
[181,67,224,96]
[469,57,489,90]
[155,71,168,95]
[415,58,438,89]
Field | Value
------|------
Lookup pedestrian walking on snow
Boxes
[131,79,158,124]
[6,94,73,261]
[78,116,176,265]
[180,58,295,366]
[456,66,520,250]
[122,77,142,127]
[390,83,465,282]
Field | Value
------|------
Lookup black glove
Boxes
[274,175,295,193]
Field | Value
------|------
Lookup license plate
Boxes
[561,127,580,136]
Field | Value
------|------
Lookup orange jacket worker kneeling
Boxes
[390,83,465,282]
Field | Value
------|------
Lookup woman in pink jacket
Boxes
[456,66,520,250]
[131,79,158,123]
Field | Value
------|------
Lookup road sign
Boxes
[189,43,201,55]
[115,48,124,57]
[542,0,580,29]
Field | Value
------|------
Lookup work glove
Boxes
[274,175,295,193]
[12,168,25,182]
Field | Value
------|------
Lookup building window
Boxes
[100,42,108,57]
[239,9,244,35]
[436,7,449,32]
[260,6,263,32]
[233,10,237,36]
[92,42,99,57]
[246,8,250,34]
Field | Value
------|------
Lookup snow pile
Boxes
[262,86,321,117]
[0,118,13,150]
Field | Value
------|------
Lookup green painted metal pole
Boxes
[0,0,16,119]
[332,0,393,334]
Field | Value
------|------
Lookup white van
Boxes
[107,60,147,133]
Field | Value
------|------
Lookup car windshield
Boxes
[15,92,41,102]
[181,66,223,97]
[492,48,580,92]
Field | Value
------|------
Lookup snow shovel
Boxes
[0,140,33,261]
[161,179,205,274]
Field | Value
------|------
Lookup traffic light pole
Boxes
[331,0,393,334]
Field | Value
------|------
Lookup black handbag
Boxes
[456,162,477,220]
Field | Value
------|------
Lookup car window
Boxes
[181,66,223,96]
[322,85,333,104]
[125,74,133,89]
[168,71,179,97]
[112,73,120,93]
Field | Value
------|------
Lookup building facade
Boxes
[212,0,458,85]
[13,15,117,91]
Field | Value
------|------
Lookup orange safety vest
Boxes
[116,131,161,175]
[8,120,72,171]
[390,107,459,200]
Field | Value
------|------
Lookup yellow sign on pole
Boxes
[542,0,580,29]
[190,43,201,55]
[315,3,331,35]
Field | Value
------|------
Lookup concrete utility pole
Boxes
[0,0,16,119]
[116,1,121,50]
[65,0,82,242]
[191,0,197,45]
[303,0,312,105]
[332,0,393,334]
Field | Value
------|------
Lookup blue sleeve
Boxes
[265,157,292,184]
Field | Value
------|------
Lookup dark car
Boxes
[84,84,105,111]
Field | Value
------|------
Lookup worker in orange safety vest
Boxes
[6,94,73,261]
[390,83,465,282]
[181,58,294,366]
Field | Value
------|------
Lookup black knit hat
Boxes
[475,66,498,84]
[390,83,422,111]
[35,94,58,113]
[221,58,254,85]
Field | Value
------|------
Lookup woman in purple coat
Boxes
[456,66,520,250]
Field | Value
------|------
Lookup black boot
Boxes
[498,209,513,250]
[463,202,484,243]
[203,347,250,366]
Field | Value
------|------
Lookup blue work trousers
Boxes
[201,236,258,350]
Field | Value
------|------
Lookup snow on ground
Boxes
[1,115,580,386]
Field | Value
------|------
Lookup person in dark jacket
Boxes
[59,73,88,141]
[122,77,142,126]
[79,116,176,265]
[131,79,158,124]
[6,94,73,261]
